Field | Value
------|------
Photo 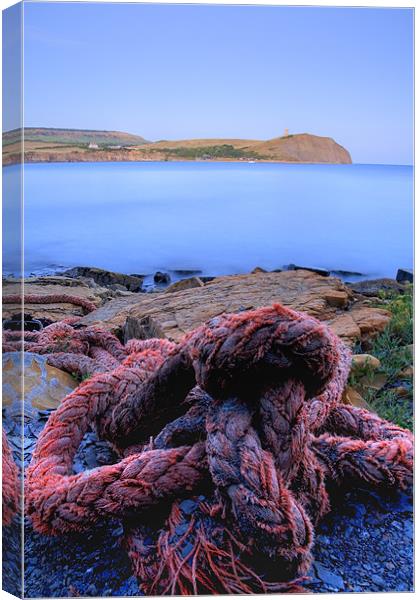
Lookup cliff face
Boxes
[246,134,352,164]
[2,129,352,165]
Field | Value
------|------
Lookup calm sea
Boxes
[3,162,413,282]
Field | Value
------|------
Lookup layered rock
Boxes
[2,277,111,321]
[79,270,390,346]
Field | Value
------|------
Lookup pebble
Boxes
[179,498,197,515]
[16,412,413,597]
[314,562,345,590]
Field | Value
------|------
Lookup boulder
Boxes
[341,386,371,410]
[165,277,204,293]
[351,354,381,373]
[399,366,413,379]
[251,267,267,274]
[2,277,109,322]
[62,267,144,292]
[2,352,78,418]
[358,373,387,391]
[396,269,413,284]
[351,278,406,297]
[328,306,390,346]
[325,290,348,308]
[350,306,391,337]
[79,270,358,342]
[154,271,171,285]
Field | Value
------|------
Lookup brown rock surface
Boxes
[2,352,78,417]
[2,277,112,321]
[341,386,371,410]
[78,270,375,343]
[328,305,391,346]
[351,354,381,373]
[164,277,204,293]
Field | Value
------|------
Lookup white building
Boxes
[88,142,99,149]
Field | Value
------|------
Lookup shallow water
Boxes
[3,161,413,280]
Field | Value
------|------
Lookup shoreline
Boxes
[5,263,412,290]
[3,156,354,167]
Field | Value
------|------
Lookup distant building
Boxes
[108,145,122,150]
[88,142,99,149]
[283,128,289,137]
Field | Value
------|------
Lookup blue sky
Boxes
[21,2,413,164]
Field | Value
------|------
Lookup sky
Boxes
[18,2,414,164]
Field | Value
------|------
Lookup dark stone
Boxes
[179,499,197,515]
[86,583,97,596]
[62,266,144,292]
[286,264,330,277]
[371,574,385,587]
[175,523,189,536]
[351,278,406,297]
[123,315,165,344]
[172,269,202,276]
[180,541,194,559]
[331,269,364,277]
[3,313,44,332]
[396,269,413,284]
[313,562,345,590]
[153,271,171,284]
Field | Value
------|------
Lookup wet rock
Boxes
[331,269,364,278]
[3,352,78,416]
[153,271,171,285]
[172,269,202,277]
[63,267,144,292]
[396,269,413,284]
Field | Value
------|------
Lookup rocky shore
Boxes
[2,265,413,595]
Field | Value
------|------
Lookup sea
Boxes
[3,161,413,283]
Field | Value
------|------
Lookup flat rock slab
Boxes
[79,270,390,345]
[2,352,78,417]
[2,277,114,321]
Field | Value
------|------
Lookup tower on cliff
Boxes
[283,128,289,137]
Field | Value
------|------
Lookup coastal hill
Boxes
[3,128,352,165]
[3,127,149,147]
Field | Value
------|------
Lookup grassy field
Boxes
[350,286,413,430]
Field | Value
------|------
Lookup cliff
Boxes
[3,128,352,165]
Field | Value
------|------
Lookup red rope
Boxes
[23,304,412,594]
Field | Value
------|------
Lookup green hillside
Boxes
[3,127,149,147]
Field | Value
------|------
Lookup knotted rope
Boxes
[24,304,413,594]
[3,293,97,314]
